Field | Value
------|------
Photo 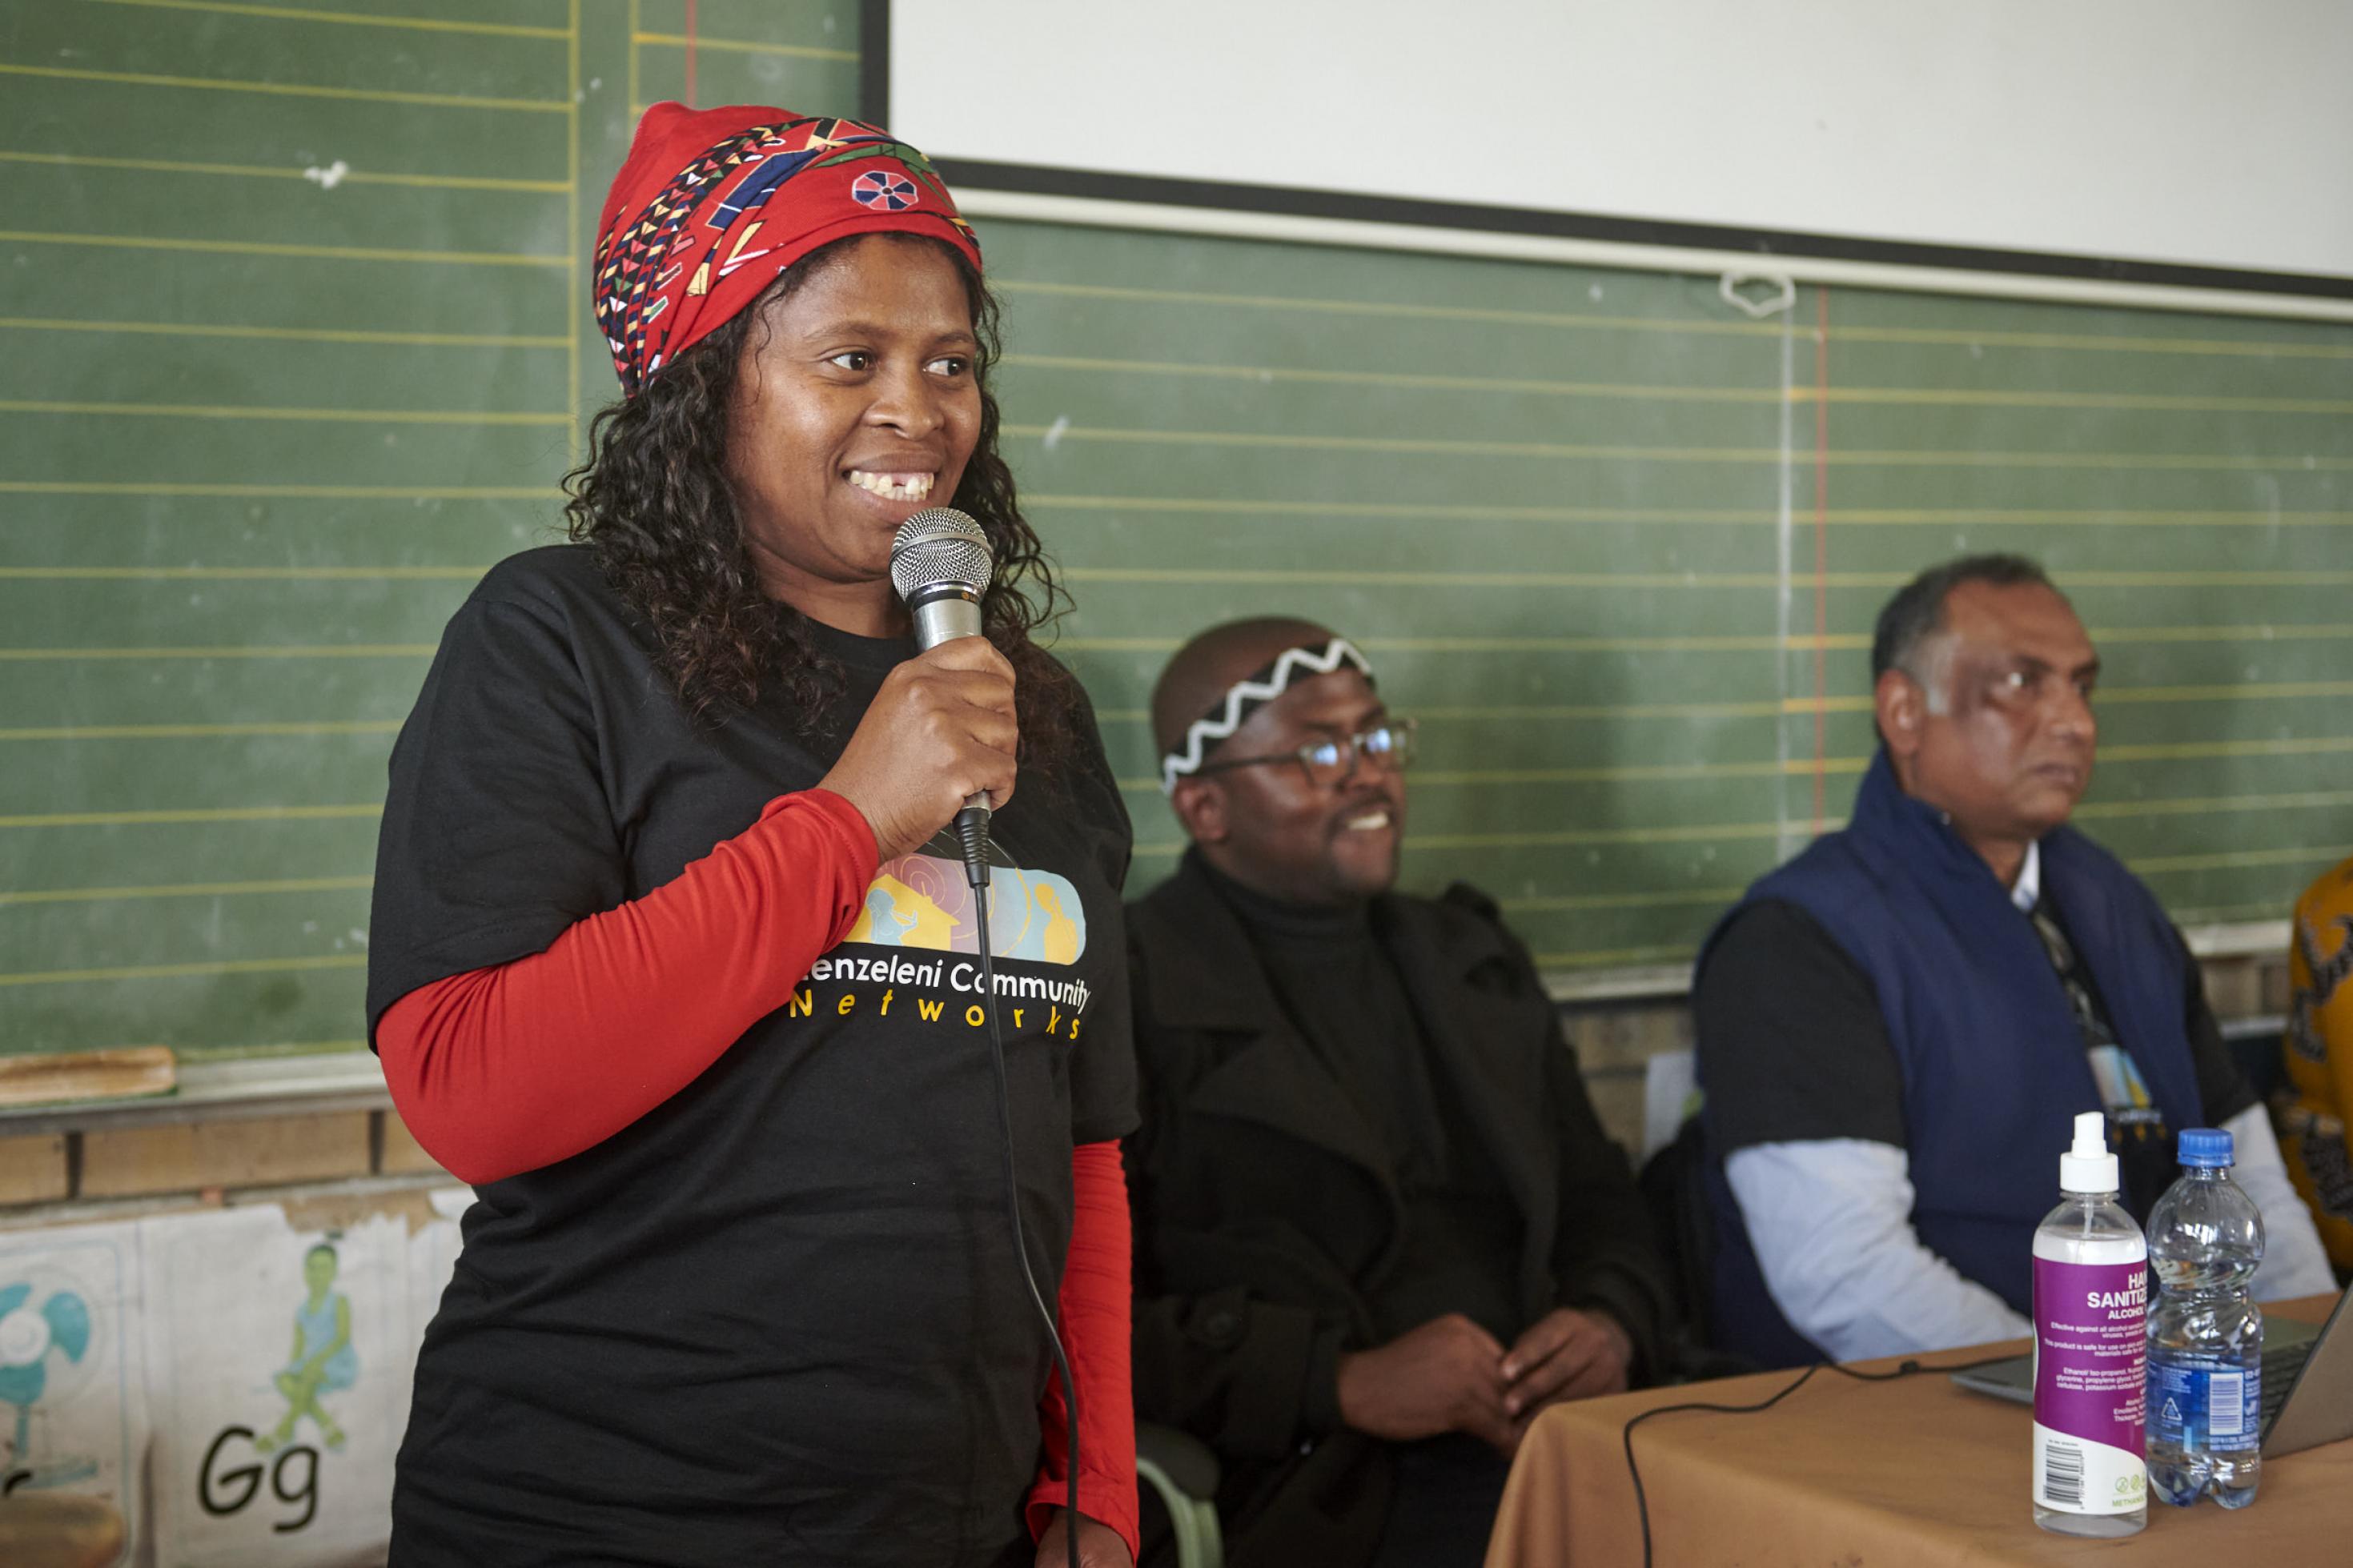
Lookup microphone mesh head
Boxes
[889,507,994,601]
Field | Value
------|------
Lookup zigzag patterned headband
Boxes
[1160,638,1375,794]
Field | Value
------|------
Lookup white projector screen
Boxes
[888,0,2353,287]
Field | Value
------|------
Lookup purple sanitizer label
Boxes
[2032,1257,2148,1515]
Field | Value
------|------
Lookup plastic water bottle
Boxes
[2032,1112,2148,1536]
[2146,1127,2265,1509]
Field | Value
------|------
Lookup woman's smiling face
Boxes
[725,233,982,634]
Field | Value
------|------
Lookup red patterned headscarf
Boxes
[592,102,982,398]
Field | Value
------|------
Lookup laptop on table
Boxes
[1950,1281,2353,1457]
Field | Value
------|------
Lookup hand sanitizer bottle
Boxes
[2031,1111,2149,1536]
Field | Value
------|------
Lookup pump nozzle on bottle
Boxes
[2061,1110,2120,1193]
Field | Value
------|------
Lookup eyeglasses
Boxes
[1196,719,1418,789]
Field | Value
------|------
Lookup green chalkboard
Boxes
[2,0,2349,1061]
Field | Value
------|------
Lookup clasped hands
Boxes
[1335,1307,1633,1458]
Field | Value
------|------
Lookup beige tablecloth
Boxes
[1487,1293,2351,1567]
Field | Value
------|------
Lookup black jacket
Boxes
[1125,855,1672,1566]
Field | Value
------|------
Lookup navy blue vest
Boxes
[1698,751,2202,1366]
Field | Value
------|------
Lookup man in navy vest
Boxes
[1694,555,2331,1367]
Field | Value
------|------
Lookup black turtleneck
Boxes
[1196,855,1527,1345]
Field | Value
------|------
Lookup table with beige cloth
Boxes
[1486,1293,2351,1566]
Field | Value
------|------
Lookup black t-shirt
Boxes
[367,547,1136,1568]
[1696,897,2257,1199]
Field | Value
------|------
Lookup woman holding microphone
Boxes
[368,104,1136,1568]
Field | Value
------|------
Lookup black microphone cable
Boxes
[966,848,1082,1568]
[1621,1349,2022,1566]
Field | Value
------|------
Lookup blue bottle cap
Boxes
[2177,1128,2235,1167]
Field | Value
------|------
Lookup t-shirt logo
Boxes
[843,852,1087,966]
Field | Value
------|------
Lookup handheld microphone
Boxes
[889,507,997,887]
[892,507,1078,1568]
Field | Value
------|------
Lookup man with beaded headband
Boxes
[1124,618,1672,1566]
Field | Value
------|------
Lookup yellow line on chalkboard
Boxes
[0,399,569,427]
[0,228,569,268]
[991,277,1784,339]
[1018,335,2340,416]
[1071,626,2348,660]
[1005,423,1785,465]
[0,954,367,989]
[632,31,857,62]
[992,277,2353,361]
[0,150,569,194]
[1825,448,2353,472]
[1825,509,2353,528]
[0,566,480,585]
[1115,684,2353,725]
[1789,384,2353,417]
[0,876,371,907]
[0,567,476,583]
[2078,789,2353,821]
[1118,736,2353,795]
[627,0,640,118]
[1001,353,1785,404]
[1777,681,2353,716]
[2099,680,2353,704]
[0,645,435,660]
[0,481,559,499]
[1117,759,1788,792]
[1414,762,1789,785]
[1064,633,1787,656]
[2090,623,2353,645]
[1504,887,1745,912]
[1132,819,1796,859]
[1025,494,1776,524]
[1779,624,2353,650]
[0,315,568,349]
[2131,844,2352,875]
[1095,700,1785,724]
[2099,736,2353,763]
[0,62,571,113]
[1414,821,1793,849]
[1026,494,2353,529]
[1748,737,2353,774]
[1138,790,2353,864]
[1535,944,1696,969]
[1064,566,2353,592]
[80,0,571,38]
[1004,422,2353,477]
[0,804,380,828]
[1064,567,1785,589]
[0,720,401,740]
[1823,323,2353,361]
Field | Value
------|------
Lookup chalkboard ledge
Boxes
[0,1051,387,1137]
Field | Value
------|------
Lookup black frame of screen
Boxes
[854,1,2351,305]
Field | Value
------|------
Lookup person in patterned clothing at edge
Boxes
[2280,856,2353,1274]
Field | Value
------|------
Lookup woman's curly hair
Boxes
[563,235,1083,772]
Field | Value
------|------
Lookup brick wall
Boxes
[0,1108,446,1212]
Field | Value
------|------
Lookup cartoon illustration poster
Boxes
[142,1207,410,1566]
[0,1219,147,1566]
